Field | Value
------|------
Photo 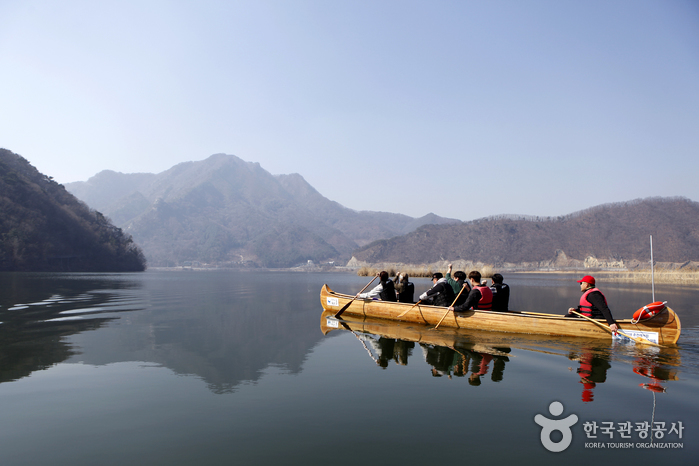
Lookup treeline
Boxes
[0,149,146,272]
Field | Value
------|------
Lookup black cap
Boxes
[431,272,443,280]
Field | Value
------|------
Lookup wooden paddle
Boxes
[434,283,469,329]
[334,275,378,318]
[569,310,661,347]
[396,300,422,318]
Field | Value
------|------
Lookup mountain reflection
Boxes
[1,272,330,394]
[0,273,143,383]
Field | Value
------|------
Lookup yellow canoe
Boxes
[320,284,681,346]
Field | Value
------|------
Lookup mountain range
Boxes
[6,149,698,271]
[351,197,699,269]
[65,153,459,267]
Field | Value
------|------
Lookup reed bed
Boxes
[357,264,496,279]
[594,268,699,285]
[356,265,699,284]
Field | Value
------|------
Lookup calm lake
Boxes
[1,270,698,465]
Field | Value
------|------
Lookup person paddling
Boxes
[357,271,397,301]
[566,275,618,333]
[419,273,455,307]
[448,271,493,312]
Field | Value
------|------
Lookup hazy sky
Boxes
[1,0,698,221]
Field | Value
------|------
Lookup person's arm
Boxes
[588,292,617,327]
[359,283,383,299]
[452,288,481,312]
[419,282,446,301]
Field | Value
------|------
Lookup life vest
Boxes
[474,285,493,310]
[631,301,666,324]
[578,288,607,318]
[379,280,397,302]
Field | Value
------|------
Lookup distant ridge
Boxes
[0,149,146,272]
[66,154,459,267]
[351,197,699,269]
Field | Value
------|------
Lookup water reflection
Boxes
[321,310,683,400]
[1,271,332,394]
[0,273,144,383]
[567,346,611,402]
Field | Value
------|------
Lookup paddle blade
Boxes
[334,300,354,318]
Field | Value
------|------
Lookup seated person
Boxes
[566,275,618,332]
[490,273,510,312]
[419,272,455,307]
[393,272,415,303]
[449,271,493,312]
[446,263,470,306]
[357,271,397,301]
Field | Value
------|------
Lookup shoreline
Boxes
[144,265,699,284]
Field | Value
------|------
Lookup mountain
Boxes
[351,197,699,268]
[0,149,146,272]
[65,154,459,268]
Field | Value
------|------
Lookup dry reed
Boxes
[594,268,699,285]
[357,264,497,279]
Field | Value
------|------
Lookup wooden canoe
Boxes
[320,284,682,346]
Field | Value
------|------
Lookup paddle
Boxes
[334,274,378,318]
[434,283,469,330]
[396,300,422,319]
[569,310,661,347]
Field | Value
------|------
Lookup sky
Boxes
[1,0,698,221]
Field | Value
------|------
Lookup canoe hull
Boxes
[320,284,681,346]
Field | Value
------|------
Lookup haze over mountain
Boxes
[0,149,146,272]
[351,197,699,270]
[66,153,459,268]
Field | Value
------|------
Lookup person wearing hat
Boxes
[567,275,619,332]
[419,272,456,307]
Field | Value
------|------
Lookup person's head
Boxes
[468,271,482,284]
[492,273,504,285]
[454,271,466,282]
[577,275,595,291]
[379,271,389,282]
[431,272,443,283]
[401,273,410,283]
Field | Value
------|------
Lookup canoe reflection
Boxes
[321,310,682,397]
[322,310,517,383]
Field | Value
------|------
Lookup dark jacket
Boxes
[490,283,510,312]
[379,280,397,302]
[395,280,415,303]
[422,279,456,307]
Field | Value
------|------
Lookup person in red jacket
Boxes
[567,275,619,333]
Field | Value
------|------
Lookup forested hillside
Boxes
[0,149,146,272]
[352,197,699,267]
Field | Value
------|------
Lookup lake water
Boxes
[1,270,698,465]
